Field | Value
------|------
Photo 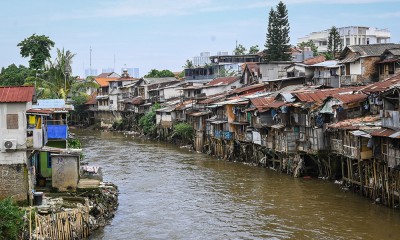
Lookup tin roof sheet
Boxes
[0,86,35,103]
[370,128,396,137]
[207,77,239,86]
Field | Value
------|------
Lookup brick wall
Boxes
[0,164,28,201]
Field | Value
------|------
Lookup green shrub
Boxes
[172,123,194,142]
[0,198,24,240]
[139,103,161,135]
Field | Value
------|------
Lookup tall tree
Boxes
[25,48,79,99]
[249,45,260,54]
[17,34,55,71]
[0,64,34,86]
[297,40,319,56]
[327,26,342,60]
[264,1,291,62]
[233,44,246,55]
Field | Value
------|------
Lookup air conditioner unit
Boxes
[3,139,17,150]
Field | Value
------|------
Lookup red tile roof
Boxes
[207,77,239,86]
[0,86,35,103]
[95,77,120,87]
[85,92,97,105]
[303,55,326,65]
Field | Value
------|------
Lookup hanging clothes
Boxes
[29,115,36,125]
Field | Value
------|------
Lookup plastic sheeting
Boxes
[47,125,68,139]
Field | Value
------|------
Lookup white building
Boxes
[0,86,35,201]
[193,52,211,66]
[298,26,391,53]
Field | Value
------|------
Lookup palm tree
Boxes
[26,48,97,101]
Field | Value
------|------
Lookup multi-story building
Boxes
[193,52,211,66]
[298,26,391,53]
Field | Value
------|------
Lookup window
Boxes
[7,114,18,129]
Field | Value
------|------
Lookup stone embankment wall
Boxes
[0,164,27,201]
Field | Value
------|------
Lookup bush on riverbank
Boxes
[139,103,160,135]
[0,198,24,240]
[172,123,194,143]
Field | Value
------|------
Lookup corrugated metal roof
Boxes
[230,83,265,94]
[333,93,367,104]
[131,96,145,105]
[327,115,380,129]
[207,77,239,86]
[250,97,275,109]
[294,87,361,103]
[342,44,400,57]
[0,86,35,103]
[267,100,285,109]
[312,60,339,68]
[360,74,400,92]
[370,128,396,137]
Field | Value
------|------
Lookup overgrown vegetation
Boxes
[172,123,194,142]
[0,198,25,240]
[138,103,161,135]
[68,138,82,149]
[144,69,175,78]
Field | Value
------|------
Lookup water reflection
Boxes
[75,130,400,240]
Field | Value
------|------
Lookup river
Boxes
[76,130,400,240]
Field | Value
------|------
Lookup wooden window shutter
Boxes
[7,114,19,129]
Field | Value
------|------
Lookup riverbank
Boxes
[26,182,118,239]
[77,130,400,239]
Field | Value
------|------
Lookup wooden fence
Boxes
[32,204,90,240]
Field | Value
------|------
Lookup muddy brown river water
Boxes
[76,130,400,240]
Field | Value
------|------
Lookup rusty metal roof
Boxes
[266,100,285,109]
[360,74,400,93]
[198,93,227,104]
[370,128,396,137]
[131,96,145,105]
[207,77,239,86]
[230,83,266,94]
[0,86,35,103]
[294,87,361,103]
[327,115,380,130]
[333,93,367,104]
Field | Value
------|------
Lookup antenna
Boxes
[114,54,116,71]
[90,46,92,75]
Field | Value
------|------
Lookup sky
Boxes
[1,0,399,78]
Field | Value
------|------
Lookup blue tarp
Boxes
[47,125,67,139]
